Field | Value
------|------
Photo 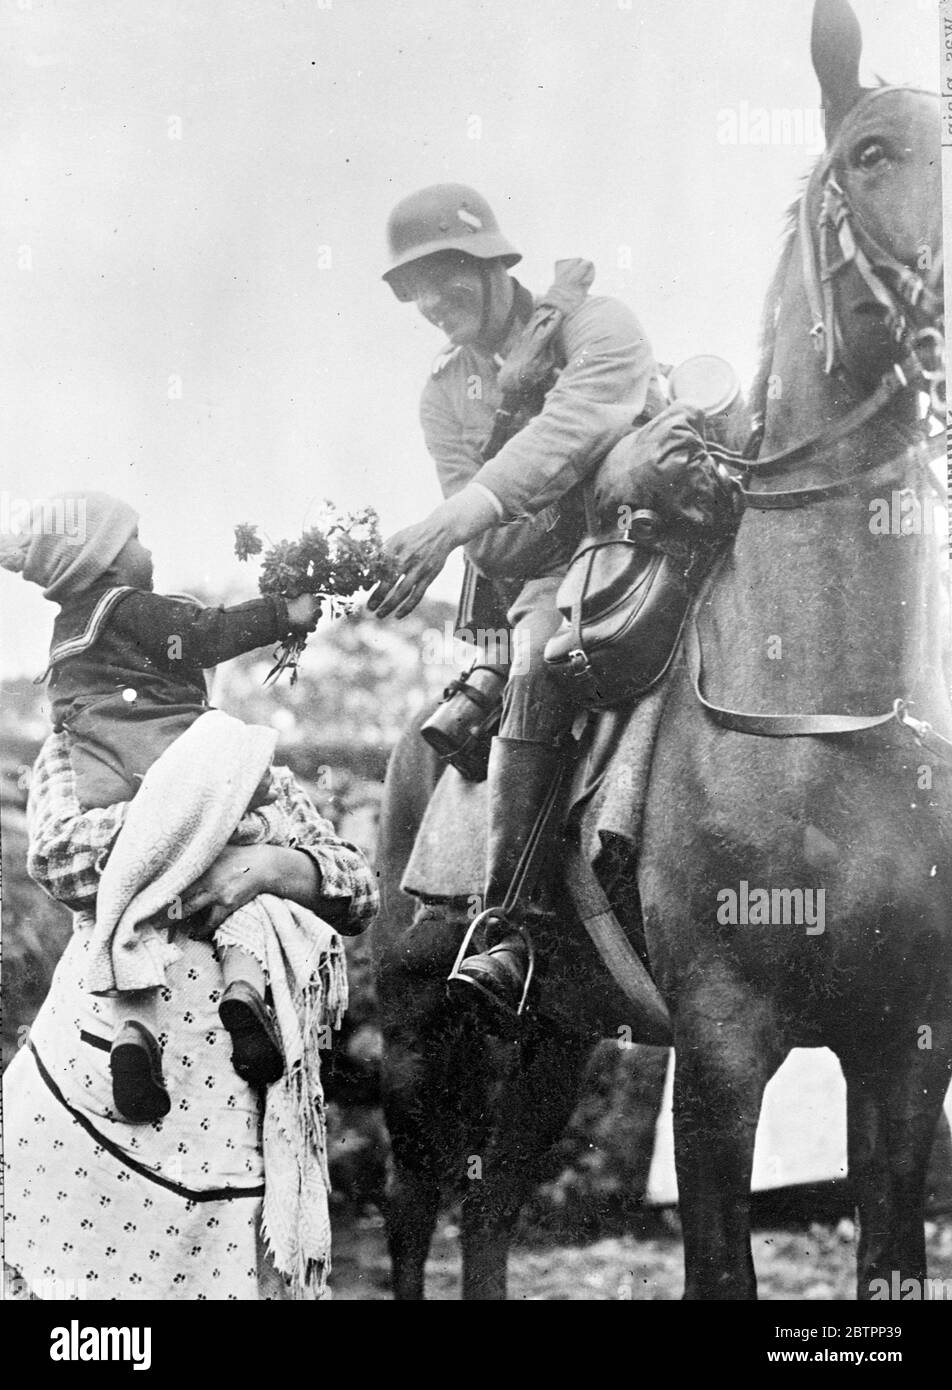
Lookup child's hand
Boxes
[286,592,322,631]
[182,845,275,932]
[182,844,320,932]
[246,767,275,811]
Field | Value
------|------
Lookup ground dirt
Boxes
[329,1212,952,1301]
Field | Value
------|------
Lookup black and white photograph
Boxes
[1,0,950,1335]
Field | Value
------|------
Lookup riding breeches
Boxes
[498,575,576,745]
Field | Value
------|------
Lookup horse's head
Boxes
[807,0,943,393]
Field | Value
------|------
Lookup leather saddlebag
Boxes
[543,510,692,709]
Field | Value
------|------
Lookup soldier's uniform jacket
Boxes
[420,260,660,592]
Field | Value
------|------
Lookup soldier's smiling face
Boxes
[397,253,486,345]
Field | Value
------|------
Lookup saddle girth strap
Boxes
[685,618,952,762]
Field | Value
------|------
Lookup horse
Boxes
[373,709,640,1299]
[372,0,949,1300]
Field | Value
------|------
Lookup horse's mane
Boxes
[745,189,805,436]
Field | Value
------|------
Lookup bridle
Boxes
[708,87,945,507]
[692,86,951,758]
[804,152,943,391]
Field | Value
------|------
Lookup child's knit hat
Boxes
[0,491,139,601]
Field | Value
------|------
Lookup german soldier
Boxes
[369,183,661,1017]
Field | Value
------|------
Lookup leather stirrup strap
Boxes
[563,841,672,1045]
[501,758,566,915]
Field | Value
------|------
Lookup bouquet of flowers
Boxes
[234,503,394,683]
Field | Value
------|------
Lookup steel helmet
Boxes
[382,184,521,299]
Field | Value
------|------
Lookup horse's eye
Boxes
[854,139,888,171]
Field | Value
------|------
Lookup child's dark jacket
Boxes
[48,582,291,808]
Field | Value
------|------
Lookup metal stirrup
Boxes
[448,908,537,1018]
[448,760,566,1017]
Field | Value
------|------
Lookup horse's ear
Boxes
[811,0,864,141]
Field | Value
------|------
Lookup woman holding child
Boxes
[1,493,379,1300]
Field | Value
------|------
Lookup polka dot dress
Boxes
[3,931,292,1300]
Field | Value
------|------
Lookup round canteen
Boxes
[667,354,741,421]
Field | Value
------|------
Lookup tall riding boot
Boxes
[446,737,564,1018]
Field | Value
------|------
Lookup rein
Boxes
[726,426,946,511]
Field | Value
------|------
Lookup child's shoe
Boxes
[110,1021,172,1123]
[218,980,284,1087]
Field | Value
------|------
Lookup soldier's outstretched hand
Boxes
[368,485,501,620]
[368,516,456,620]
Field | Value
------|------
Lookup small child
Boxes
[2,490,321,1122]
